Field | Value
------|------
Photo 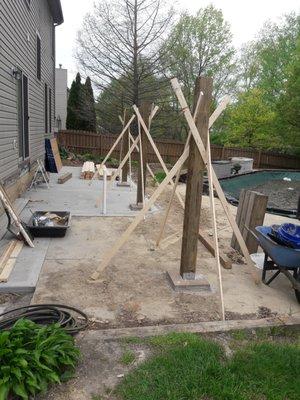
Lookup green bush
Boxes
[59,147,69,160]
[0,319,80,400]
[154,171,166,183]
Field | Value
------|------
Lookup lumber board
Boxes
[50,138,62,172]
[0,258,16,282]
[57,172,72,184]
[0,240,18,273]
[171,78,259,284]
[198,231,232,269]
[93,316,300,341]
[10,241,24,259]
[206,124,225,320]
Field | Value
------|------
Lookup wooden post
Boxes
[297,196,300,220]
[136,102,152,205]
[180,77,213,278]
[231,190,268,254]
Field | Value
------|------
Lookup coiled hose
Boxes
[0,304,89,335]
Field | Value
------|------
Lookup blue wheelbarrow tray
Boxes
[255,226,300,268]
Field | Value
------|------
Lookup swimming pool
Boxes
[219,170,300,218]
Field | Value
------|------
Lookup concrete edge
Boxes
[85,316,300,341]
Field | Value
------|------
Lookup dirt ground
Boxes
[32,182,300,329]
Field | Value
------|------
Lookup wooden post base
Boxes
[129,202,144,211]
[166,270,211,292]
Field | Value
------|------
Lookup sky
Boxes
[56,0,300,86]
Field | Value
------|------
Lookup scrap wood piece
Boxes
[0,240,18,273]
[0,258,16,283]
[171,78,259,284]
[198,230,232,269]
[90,147,189,281]
[57,172,72,184]
[0,240,23,283]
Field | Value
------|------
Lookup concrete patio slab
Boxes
[21,166,155,217]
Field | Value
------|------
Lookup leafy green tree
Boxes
[161,5,236,104]
[221,89,280,150]
[239,12,300,101]
[276,38,300,153]
[66,73,83,129]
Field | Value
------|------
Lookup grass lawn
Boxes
[116,331,300,400]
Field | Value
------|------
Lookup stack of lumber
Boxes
[81,161,95,180]
[0,240,23,283]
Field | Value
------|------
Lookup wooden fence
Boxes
[57,130,300,170]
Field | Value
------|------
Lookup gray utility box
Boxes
[212,160,232,179]
[230,157,254,174]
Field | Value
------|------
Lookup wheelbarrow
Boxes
[255,226,300,303]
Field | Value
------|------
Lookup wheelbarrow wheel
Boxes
[293,268,300,304]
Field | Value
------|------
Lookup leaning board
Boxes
[45,138,62,173]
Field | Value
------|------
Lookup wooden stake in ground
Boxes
[170,78,259,284]
[136,102,152,205]
[180,77,213,278]
[206,123,225,321]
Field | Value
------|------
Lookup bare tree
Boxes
[76,0,174,107]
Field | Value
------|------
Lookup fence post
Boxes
[257,149,262,169]
[221,146,225,160]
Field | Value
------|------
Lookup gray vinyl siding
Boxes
[0,0,56,181]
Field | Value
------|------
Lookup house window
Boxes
[49,88,52,132]
[44,84,48,133]
[36,34,41,80]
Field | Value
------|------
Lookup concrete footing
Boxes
[167,270,211,292]
[129,202,144,211]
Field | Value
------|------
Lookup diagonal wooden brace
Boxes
[171,78,259,284]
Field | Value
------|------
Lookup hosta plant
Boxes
[0,319,80,399]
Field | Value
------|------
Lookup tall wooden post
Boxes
[118,112,130,186]
[180,77,213,278]
[136,102,152,205]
